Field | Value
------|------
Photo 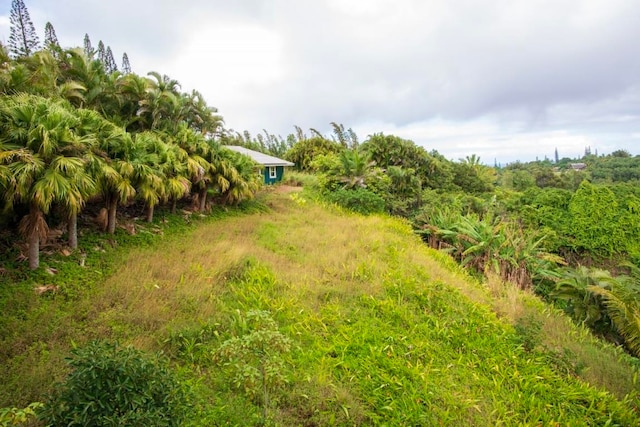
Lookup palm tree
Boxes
[115,72,150,132]
[338,149,373,189]
[197,141,233,211]
[138,71,180,131]
[131,132,166,222]
[165,125,213,213]
[0,94,94,268]
[88,117,136,234]
[220,151,260,205]
[58,48,108,111]
[552,266,617,333]
[161,142,192,214]
[178,89,222,136]
[461,154,482,168]
[588,263,640,356]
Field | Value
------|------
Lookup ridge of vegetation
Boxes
[1,188,639,425]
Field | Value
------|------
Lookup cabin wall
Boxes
[263,166,286,184]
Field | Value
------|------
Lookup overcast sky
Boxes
[1,0,640,163]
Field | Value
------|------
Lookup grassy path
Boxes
[1,188,639,425]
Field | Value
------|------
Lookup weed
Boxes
[214,310,292,423]
[514,314,543,352]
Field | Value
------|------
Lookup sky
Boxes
[1,0,640,164]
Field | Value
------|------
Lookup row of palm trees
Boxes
[0,45,261,269]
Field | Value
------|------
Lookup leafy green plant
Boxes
[214,310,291,422]
[0,402,42,427]
[420,210,563,289]
[40,341,189,426]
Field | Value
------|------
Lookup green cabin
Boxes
[224,146,295,185]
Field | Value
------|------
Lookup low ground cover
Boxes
[1,188,638,425]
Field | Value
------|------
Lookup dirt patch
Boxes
[273,185,303,193]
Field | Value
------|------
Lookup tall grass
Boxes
[1,190,639,425]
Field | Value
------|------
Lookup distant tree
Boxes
[330,122,359,149]
[309,127,324,138]
[104,46,117,73]
[569,181,624,256]
[330,122,347,148]
[44,22,60,51]
[361,133,454,190]
[532,165,562,188]
[8,0,40,58]
[611,149,631,158]
[452,162,494,194]
[97,40,106,64]
[83,33,93,58]
[285,136,342,171]
[500,169,536,192]
[293,125,305,142]
[461,154,482,167]
[121,52,131,74]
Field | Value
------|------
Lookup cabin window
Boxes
[269,166,277,179]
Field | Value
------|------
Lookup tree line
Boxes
[0,1,261,270]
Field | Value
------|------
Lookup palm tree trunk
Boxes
[107,199,117,234]
[198,188,207,212]
[68,211,78,249]
[28,232,39,270]
[171,198,177,214]
[146,203,154,223]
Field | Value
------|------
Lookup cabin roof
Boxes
[224,146,294,167]
[569,162,587,170]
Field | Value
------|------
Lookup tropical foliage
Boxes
[0,33,260,269]
[289,127,640,355]
[2,1,640,423]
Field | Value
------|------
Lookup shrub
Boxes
[324,188,385,215]
[40,341,189,427]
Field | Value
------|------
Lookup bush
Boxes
[324,188,385,215]
[40,341,189,427]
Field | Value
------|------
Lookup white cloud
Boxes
[2,0,640,161]
[165,23,286,97]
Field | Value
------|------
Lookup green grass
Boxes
[1,189,639,425]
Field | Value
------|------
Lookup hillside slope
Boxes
[1,188,639,425]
